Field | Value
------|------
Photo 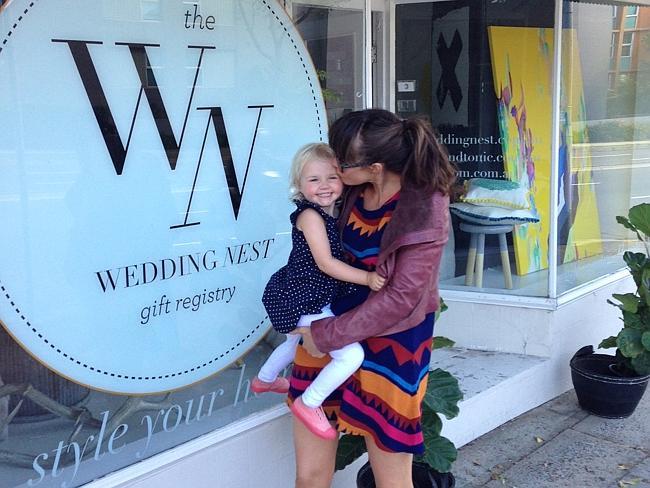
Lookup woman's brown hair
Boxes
[329,109,456,195]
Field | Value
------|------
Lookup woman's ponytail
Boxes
[401,118,456,194]
[329,109,456,195]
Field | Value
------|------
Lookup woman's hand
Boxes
[296,328,326,358]
[367,271,386,291]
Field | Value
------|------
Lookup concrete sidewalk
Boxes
[453,389,650,487]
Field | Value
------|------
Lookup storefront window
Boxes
[395,0,555,297]
[0,1,369,486]
[394,0,650,299]
[557,1,650,295]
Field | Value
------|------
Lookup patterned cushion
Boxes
[461,178,530,210]
[450,202,539,225]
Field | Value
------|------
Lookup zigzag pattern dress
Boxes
[288,191,435,454]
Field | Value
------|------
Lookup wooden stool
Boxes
[460,222,513,289]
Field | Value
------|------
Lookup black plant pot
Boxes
[570,345,650,419]
[357,461,455,488]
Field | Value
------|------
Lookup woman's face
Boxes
[334,157,374,186]
[337,167,370,187]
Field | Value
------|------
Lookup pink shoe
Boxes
[290,396,337,440]
[251,376,290,394]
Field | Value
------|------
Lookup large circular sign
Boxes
[0,0,325,393]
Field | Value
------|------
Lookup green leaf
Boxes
[335,434,367,471]
[642,268,650,300]
[642,331,650,351]
[631,352,650,376]
[612,293,640,313]
[432,336,455,350]
[439,297,448,314]
[599,336,618,349]
[623,311,645,330]
[625,253,646,287]
[618,329,645,358]
[643,267,650,286]
[419,435,458,473]
[623,252,647,272]
[628,203,650,238]
[435,298,448,321]
[616,349,636,374]
[421,403,443,437]
[617,215,636,232]
[423,369,463,420]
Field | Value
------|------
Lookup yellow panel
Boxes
[488,27,602,275]
[560,30,603,262]
[488,27,553,275]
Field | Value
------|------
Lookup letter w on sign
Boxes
[172,105,273,227]
[52,40,273,224]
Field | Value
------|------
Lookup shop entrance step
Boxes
[430,347,550,448]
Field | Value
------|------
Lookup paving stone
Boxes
[544,390,588,419]
[625,456,650,483]
[452,476,479,488]
[616,476,650,488]
[480,429,646,488]
[453,403,585,486]
[451,389,647,488]
[572,391,650,450]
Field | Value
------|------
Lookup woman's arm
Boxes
[309,239,444,353]
[297,209,385,290]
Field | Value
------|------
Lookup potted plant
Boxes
[570,203,650,418]
[336,300,463,488]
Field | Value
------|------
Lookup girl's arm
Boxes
[297,208,385,290]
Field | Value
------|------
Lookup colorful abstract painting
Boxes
[488,27,602,275]
[558,30,603,263]
[488,27,553,275]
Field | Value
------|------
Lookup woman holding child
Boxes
[290,109,455,488]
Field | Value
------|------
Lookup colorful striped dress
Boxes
[288,191,435,454]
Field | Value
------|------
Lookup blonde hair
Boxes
[289,142,336,200]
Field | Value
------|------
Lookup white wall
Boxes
[436,276,631,357]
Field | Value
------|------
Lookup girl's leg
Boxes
[257,334,300,382]
[365,436,414,488]
[301,342,363,408]
[255,309,329,393]
[293,416,338,488]
[291,305,349,439]
[258,306,331,381]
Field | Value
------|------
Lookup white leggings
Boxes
[258,306,364,408]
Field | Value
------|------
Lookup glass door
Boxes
[286,0,367,124]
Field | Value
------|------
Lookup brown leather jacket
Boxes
[310,183,450,353]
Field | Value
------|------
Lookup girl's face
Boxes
[299,158,343,211]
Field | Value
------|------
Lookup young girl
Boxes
[252,143,385,440]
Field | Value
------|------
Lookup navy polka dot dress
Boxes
[262,199,356,334]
